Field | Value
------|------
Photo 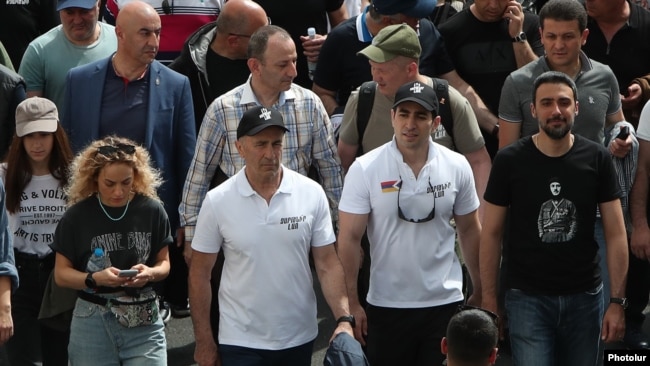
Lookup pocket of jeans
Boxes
[585,282,603,296]
[73,298,98,318]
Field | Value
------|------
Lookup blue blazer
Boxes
[62,56,196,229]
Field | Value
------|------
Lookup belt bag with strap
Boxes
[78,289,158,328]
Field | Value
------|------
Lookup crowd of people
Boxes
[0,0,650,365]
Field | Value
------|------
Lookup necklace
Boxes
[97,194,130,221]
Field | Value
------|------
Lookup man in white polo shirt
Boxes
[337,81,482,366]
[188,106,354,366]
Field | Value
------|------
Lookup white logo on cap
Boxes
[259,108,272,120]
[410,83,424,94]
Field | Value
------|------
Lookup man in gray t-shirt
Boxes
[498,0,626,152]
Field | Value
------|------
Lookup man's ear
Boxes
[226,34,241,48]
[488,347,498,364]
[530,102,537,118]
[247,58,260,74]
[440,337,449,355]
[235,138,245,158]
[432,114,442,132]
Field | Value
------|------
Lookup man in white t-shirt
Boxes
[188,106,354,366]
[337,81,481,366]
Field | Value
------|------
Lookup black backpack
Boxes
[355,79,454,155]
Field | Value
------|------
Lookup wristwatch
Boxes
[512,31,527,43]
[85,272,97,289]
[336,315,356,328]
[610,297,628,309]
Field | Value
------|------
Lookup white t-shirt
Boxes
[192,166,335,350]
[637,100,650,141]
[339,138,479,308]
[0,164,66,258]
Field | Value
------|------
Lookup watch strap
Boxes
[512,31,527,43]
[336,315,356,328]
[85,272,97,289]
[610,297,628,309]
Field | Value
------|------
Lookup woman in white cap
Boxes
[1,97,73,365]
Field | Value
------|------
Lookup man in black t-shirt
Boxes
[583,0,650,126]
[438,0,543,158]
[170,0,269,132]
[481,71,628,365]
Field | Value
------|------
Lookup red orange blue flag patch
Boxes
[381,180,401,193]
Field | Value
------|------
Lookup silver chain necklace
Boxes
[97,194,130,221]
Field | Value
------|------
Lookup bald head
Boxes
[116,1,159,28]
[214,0,268,59]
[217,0,267,35]
[115,1,161,66]
[222,0,265,17]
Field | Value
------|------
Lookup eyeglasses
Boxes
[96,143,136,156]
[226,17,272,38]
[397,177,435,223]
[456,304,499,328]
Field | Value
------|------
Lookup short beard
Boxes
[541,119,572,140]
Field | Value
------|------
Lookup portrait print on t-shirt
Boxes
[537,178,577,243]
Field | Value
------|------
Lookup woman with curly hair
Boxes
[52,135,171,365]
[1,97,73,365]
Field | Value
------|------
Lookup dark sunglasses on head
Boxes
[456,304,499,328]
[96,143,136,156]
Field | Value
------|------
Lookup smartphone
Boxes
[616,126,630,140]
[118,269,139,277]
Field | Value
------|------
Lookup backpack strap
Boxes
[356,81,377,156]
[355,79,454,153]
[432,78,454,140]
[432,0,452,27]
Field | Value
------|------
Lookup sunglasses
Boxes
[456,304,499,328]
[96,143,136,156]
[397,178,435,223]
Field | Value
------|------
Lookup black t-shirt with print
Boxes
[52,194,172,291]
[485,135,622,295]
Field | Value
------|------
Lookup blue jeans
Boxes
[219,340,314,366]
[505,285,603,366]
[68,298,167,366]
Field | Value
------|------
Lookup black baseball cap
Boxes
[237,106,289,139]
[393,81,439,114]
